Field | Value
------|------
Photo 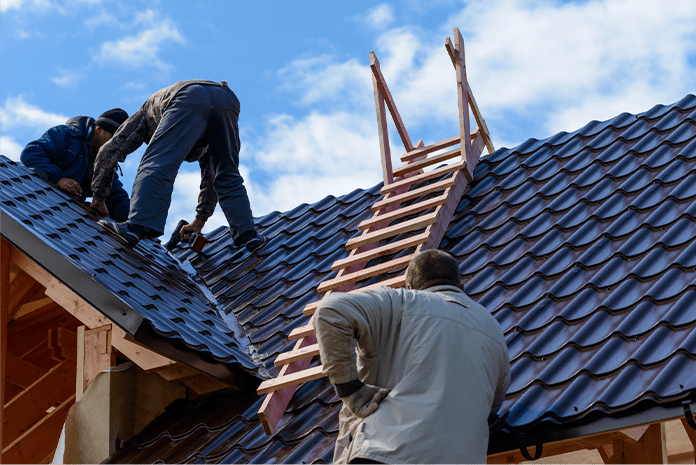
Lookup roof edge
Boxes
[0,209,144,334]
[488,394,696,457]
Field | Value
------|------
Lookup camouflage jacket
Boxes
[91,80,224,221]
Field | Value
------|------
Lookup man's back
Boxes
[316,284,510,463]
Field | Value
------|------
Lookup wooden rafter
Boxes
[256,28,492,435]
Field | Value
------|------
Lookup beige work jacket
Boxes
[315,285,510,464]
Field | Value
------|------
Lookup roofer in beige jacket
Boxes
[315,250,510,463]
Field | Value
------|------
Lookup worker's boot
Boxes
[98,220,143,247]
[245,234,267,253]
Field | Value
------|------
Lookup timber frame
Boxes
[0,236,231,463]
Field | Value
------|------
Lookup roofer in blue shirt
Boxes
[315,250,511,464]
[20,109,130,222]
[90,80,265,252]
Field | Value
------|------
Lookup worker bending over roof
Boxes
[21,109,130,222]
[315,250,510,464]
[90,80,265,252]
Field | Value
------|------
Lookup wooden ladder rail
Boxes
[256,27,491,435]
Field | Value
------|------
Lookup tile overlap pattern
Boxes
[36,94,696,462]
[0,157,256,372]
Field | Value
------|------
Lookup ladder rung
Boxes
[345,213,437,250]
[301,271,411,318]
[274,344,320,366]
[302,301,320,315]
[372,178,455,212]
[358,195,448,231]
[381,161,464,194]
[257,366,325,395]
[317,254,415,294]
[400,135,461,162]
[289,322,314,340]
[331,232,429,271]
[393,147,464,178]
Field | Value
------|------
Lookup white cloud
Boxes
[364,3,394,29]
[250,111,382,213]
[51,68,85,87]
[0,0,26,12]
[0,136,25,161]
[0,96,67,130]
[94,9,185,71]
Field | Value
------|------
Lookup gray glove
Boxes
[343,384,391,418]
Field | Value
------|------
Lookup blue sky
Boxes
[2,0,696,239]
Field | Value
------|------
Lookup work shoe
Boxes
[98,220,142,247]
[245,234,267,253]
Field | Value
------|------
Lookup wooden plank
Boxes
[417,171,470,252]
[57,327,77,362]
[370,51,413,152]
[345,213,437,251]
[4,353,48,389]
[13,297,52,322]
[372,178,456,212]
[274,343,320,367]
[10,248,53,288]
[392,146,467,178]
[257,365,325,396]
[3,359,75,446]
[8,271,39,320]
[381,160,464,194]
[373,64,393,186]
[399,135,461,163]
[258,334,317,434]
[76,324,113,402]
[453,28,473,179]
[317,254,415,294]
[358,195,448,231]
[1,238,10,462]
[2,393,75,464]
[331,233,429,271]
[608,423,666,463]
[181,374,229,395]
[445,38,494,155]
[289,322,315,341]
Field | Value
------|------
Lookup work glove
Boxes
[342,384,391,418]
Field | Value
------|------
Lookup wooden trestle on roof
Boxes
[256,27,495,435]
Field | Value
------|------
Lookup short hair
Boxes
[405,250,461,290]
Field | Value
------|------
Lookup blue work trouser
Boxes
[128,84,255,241]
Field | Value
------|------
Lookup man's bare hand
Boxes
[180,218,205,242]
[56,177,82,196]
[90,199,109,217]
[343,384,391,418]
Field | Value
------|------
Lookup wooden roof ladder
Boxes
[256,27,495,434]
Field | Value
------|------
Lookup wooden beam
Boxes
[331,233,429,271]
[680,418,696,463]
[317,254,415,294]
[258,334,317,434]
[76,325,113,402]
[452,28,474,180]
[381,161,464,194]
[371,177,456,211]
[392,146,467,178]
[370,51,413,152]
[399,135,462,163]
[257,365,325,396]
[2,393,75,464]
[358,195,448,231]
[445,38,495,155]
[4,353,48,389]
[274,344,320,367]
[345,213,438,250]
[8,271,40,320]
[1,238,10,463]
[373,59,393,186]
[48,327,77,362]
[3,359,75,446]
[607,423,666,463]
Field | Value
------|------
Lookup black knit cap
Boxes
[95,108,129,134]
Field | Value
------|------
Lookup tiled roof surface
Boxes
[0,157,257,375]
[5,94,696,463]
[107,94,696,463]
